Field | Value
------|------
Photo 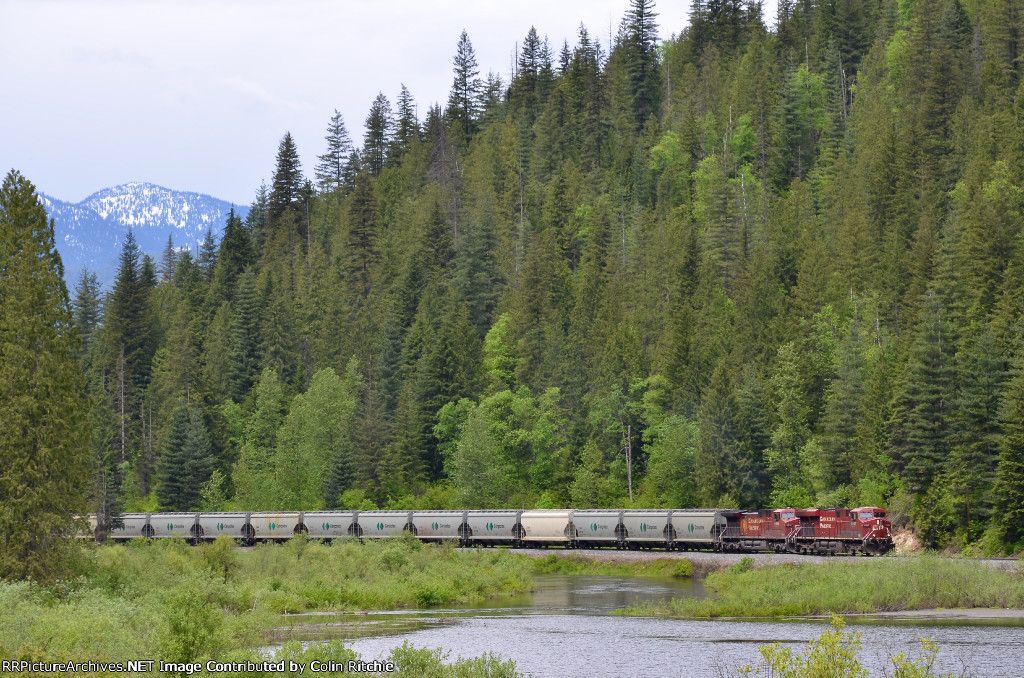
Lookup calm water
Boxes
[275,575,1024,677]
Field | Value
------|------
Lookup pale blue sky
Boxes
[1,1,774,206]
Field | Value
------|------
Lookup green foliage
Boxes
[34,0,1024,551]
[0,170,90,582]
[739,616,966,678]
[624,555,1024,619]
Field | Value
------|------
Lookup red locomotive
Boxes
[717,506,892,555]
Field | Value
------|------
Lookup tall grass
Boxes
[530,553,695,578]
[621,555,1024,618]
[0,536,532,675]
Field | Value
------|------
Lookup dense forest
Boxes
[49,0,1024,552]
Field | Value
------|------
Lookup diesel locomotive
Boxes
[85,506,894,555]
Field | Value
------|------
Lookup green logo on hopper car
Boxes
[167,523,173,531]
[640,523,648,532]
[269,523,276,530]
[591,523,598,532]
[217,523,224,531]
[377,522,384,530]
[322,522,330,531]
[486,522,494,530]
[432,522,439,530]
[688,523,695,532]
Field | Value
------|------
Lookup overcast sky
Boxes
[1,1,772,206]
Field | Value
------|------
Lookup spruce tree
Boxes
[156,401,190,510]
[345,173,380,299]
[72,269,102,359]
[391,84,420,160]
[888,291,955,493]
[267,132,305,253]
[159,234,178,282]
[104,229,157,489]
[314,109,353,192]
[269,132,304,222]
[995,347,1024,545]
[0,170,90,581]
[364,93,393,176]
[197,229,218,283]
[623,0,661,128]
[447,30,483,138]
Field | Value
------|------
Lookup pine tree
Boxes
[104,229,157,488]
[345,173,380,298]
[228,269,261,400]
[267,132,305,253]
[364,93,393,176]
[269,132,304,223]
[72,269,102,359]
[995,344,1024,545]
[197,228,218,283]
[314,109,353,192]
[391,84,420,160]
[156,401,190,510]
[245,181,270,252]
[697,363,757,507]
[0,170,90,581]
[623,0,661,128]
[447,30,483,138]
[948,325,1006,524]
[159,234,178,282]
[888,291,955,493]
[209,207,254,307]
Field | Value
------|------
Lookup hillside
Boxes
[58,0,1024,552]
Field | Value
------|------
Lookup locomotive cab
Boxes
[851,507,893,555]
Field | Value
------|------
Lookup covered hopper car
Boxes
[85,507,893,555]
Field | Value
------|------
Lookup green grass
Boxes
[0,536,531,676]
[618,555,1024,618]
[529,552,694,578]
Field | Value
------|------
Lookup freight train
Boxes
[85,506,894,555]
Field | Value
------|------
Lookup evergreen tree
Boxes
[697,363,757,507]
[156,401,190,510]
[364,93,393,176]
[228,269,261,400]
[72,269,102,359]
[391,84,420,160]
[623,0,661,128]
[159,234,178,282]
[948,325,1006,524]
[104,228,158,488]
[267,132,305,252]
[0,170,90,581]
[314,109,353,192]
[345,173,380,298]
[209,207,254,306]
[888,292,955,493]
[995,343,1024,545]
[447,30,483,137]
[269,132,304,222]
[197,228,218,283]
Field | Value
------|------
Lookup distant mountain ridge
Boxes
[41,182,248,287]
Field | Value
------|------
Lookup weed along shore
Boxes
[616,554,1024,619]
[0,536,532,677]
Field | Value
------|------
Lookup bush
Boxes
[739,616,966,678]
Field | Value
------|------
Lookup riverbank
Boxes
[0,536,531,676]
[617,554,1024,618]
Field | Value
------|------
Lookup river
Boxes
[275,575,1024,677]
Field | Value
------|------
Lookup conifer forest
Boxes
[6,0,1024,571]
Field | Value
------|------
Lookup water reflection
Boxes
[273,575,1024,677]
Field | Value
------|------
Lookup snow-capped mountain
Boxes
[41,182,248,287]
